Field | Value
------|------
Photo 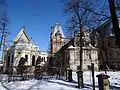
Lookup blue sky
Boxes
[6,0,67,51]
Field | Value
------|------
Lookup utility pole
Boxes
[108,0,120,48]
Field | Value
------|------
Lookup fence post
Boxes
[96,73,110,90]
[92,63,95,90]
[66,68,72,82]
[76,70,84,88]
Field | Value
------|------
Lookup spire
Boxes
[21,25,26,31]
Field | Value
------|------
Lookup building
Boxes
[95,17,120,70]
[49,24,99,73]
[69,30,98,71]
[50,23,69,54]
[4,27,48,73]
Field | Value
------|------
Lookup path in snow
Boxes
[0,71,120,90]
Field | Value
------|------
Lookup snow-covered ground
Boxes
[0,71,120,90]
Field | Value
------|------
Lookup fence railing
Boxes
[7,73,65,82]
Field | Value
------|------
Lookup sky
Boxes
[6,0,67,51]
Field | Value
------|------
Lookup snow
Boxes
[0,71,120,90]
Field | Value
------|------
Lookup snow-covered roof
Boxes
[68,45,75,49]
[41,51,48,55]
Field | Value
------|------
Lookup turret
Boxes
[50,23,65,53]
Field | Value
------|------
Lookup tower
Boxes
[50,23,65,54]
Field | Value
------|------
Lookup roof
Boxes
[95,17,120,38]
[96,17,120,31]
[55,38,74,54]
[13,26,31,43]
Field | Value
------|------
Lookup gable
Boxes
[17,32,30,43]
[13,27,31,43]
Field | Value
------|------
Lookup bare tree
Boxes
[62,0,111,70]
[63,0,110,37]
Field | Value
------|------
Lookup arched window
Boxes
[7,56,10,67]
[41,57,43,62]
[44,57,45,62]
[19,57,25,64]
[46,57,48,62]
[11,55,14,64]
[25,55,28,62]
[36,56,41,65]
[32,55,35,66]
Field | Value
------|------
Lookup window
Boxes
[18,51,21,54]
[89,54,91,59]
[36,56,41,65]
[11,55,14,63]
[44,57,45,62]
[7,56,10,67]
[25,55,28,62]
[46,57,48,62]
[87,65,92,70]
[32,55,35,66]
[41,57,43,62]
